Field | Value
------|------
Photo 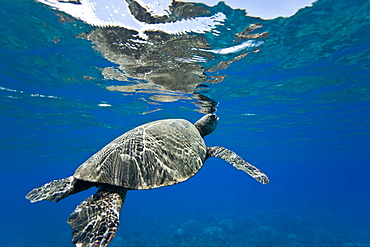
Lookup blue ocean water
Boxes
[1,0,370,246]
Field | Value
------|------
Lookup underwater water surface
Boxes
[1,0,370,246]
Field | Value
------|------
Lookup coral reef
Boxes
[106,211,370,247]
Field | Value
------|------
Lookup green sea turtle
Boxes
[26,114,269,247]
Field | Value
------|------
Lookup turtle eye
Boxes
[210,114,218,121]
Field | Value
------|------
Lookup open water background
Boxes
[1,0,370,246]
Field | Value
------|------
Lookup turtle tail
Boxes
[25,176,93,203]
[67,186,127,247]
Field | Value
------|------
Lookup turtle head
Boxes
[194,114,219,137]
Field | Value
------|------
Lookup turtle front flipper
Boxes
[207,146,270,184]
[67,186,127,247]
[26,176,92,203]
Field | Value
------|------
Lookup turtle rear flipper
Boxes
[26,176,92,203]
[68,187,127,247]
[207,146,270,184]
